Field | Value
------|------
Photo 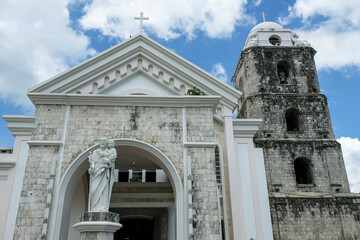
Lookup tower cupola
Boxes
[244,21,310,49]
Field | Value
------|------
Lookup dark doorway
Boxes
[114,218,155,240]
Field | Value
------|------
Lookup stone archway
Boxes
[47,139,184,240]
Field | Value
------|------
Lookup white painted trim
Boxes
[73,221,122,232]
[2,115,35,136]
[46,106,70,237]
[0,161,16,169]
[182,108,189,238]
[28,93,221,111]
[183,142,217,148]
[237,143,257,239]
[223,106,247,239]
[254,148,274,239]
[3,138,30,240]
[232,119,262,138]
[27,141,63,146]
[48,138,184,240]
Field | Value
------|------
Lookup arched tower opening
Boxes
[294,158,313,184]
[277,60,292,84]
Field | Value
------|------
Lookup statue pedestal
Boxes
[73,212,122,240]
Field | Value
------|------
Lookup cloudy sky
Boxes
[0,0,359,192]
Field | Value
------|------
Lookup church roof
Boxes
[28,33,241,112]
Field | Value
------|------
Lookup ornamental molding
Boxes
[0,161,16,170]
[232,119,262,138]
[28,34,240,111]
[2,115,35,136]
[27,93,221,111]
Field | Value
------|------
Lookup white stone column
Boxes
[167,206,176,240]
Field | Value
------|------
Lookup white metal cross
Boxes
[134,12,149,34]
[261,12,267,22]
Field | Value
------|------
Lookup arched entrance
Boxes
[47,139,184,240]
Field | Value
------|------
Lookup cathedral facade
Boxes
[0,22,359,240]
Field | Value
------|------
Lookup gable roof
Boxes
[28,33,241,110]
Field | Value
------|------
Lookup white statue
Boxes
[88,137,117,212]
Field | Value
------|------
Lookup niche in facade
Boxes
[277,60,292,84]
[294,158,314,184]
[285,108,300,131]
[269,35,281,46]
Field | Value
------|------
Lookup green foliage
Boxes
[187,86,205,96]
[283,134,289,139]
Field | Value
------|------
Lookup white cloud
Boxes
[80,0,250,40]
[254,0,261,7]
[210,63,228,83]
[0,0,95,109]
[282,0,360,70]
[337,137,360,193]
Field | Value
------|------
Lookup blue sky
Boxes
[0,0,359,192]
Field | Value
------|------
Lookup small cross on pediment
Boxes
[134,12,149,34]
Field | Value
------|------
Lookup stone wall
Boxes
[270,195,360,240]
[232,42,360,240]
[15,105,221,239]
[232,47,320,100]
[256,139,350,193]
[240,94,334,139]
[14,146,59,239]
[190,147,220,239]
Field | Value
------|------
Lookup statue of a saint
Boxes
[88,137,117,212]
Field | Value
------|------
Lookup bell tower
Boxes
[232,21,360,239]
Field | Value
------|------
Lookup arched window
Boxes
[277,60,291,84]
[285,108,300,131]
[294,158,313,184]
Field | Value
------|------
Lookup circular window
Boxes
[269,35,281,46]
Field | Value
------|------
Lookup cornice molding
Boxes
[27,93,221,111]
[232,119,262,138]
[0,161,16,170]
[2,115,35,136]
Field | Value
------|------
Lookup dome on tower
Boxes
[243,21,310,49]
[250,21,283,32]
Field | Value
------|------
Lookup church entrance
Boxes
[111,208,168,240]
[114,218,155,240]
[60,139,183,240]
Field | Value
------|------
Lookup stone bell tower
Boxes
[232,21,360,239]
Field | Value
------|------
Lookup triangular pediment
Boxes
[28,34,241,110]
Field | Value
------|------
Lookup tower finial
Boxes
[261,12,267,22]
[134,12,149,34]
